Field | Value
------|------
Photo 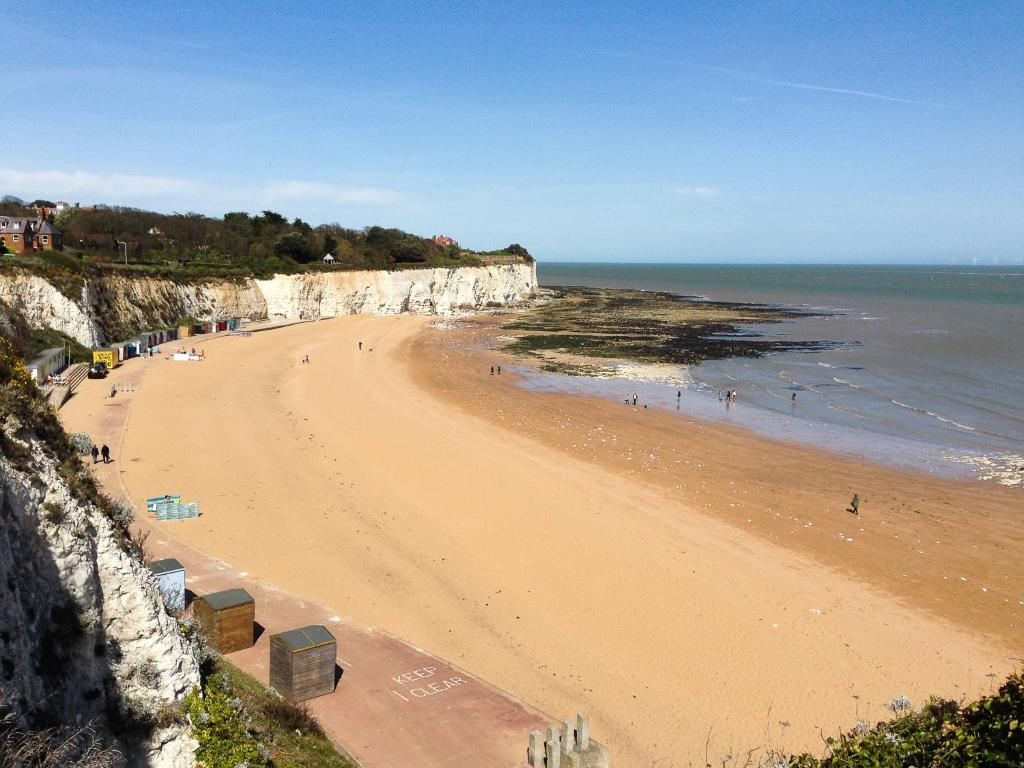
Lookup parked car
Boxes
[87,365,107,379]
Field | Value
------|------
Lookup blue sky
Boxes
[2,1,1021,263]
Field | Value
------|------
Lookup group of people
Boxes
[490,365,502,375]
[90,443,112,464]
[301,354,311,364]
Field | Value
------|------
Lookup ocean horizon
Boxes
[531,262,1024,486]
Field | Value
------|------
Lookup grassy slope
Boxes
[216,660,358,768]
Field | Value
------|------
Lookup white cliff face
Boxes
[0,271,103,347]
[0,430,200,766]
[91,275,267,336]
[0,262,536,347]
[257,262,537,319]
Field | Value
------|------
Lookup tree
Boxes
[322,232,338,256]
[272,232,313,263]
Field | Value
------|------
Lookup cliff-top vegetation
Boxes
[0,194,532,280]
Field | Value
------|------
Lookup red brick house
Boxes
[0,217,64,253]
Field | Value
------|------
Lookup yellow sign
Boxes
[93,350,117,369]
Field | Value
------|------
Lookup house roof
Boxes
[271,625,335,652]
[0,217,33,232]
[200,588,254,610]
[148,558,185,576]
[35,221,60,235]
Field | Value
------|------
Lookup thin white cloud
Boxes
[607,52,949,108]
[674,185,720,199]
[0,168,400,210]
[0,168,197,199]
[743,75,948,107]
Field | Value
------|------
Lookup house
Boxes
[0,217,33,253]
[34,220,63,250]
[0,217,64,253]
[433,234,459,248]
[321,253,335,264]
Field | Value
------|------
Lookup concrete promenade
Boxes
[60,329,548,768]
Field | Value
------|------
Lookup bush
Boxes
[69,432,94,454]
[0,693,124,767]
[786,672,1024,767]
[184,673,270,768]
[260,696,323,737]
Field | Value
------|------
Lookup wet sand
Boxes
[85,315,1019,767]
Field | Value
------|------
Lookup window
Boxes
[13,234,18,242]
[42,236,48,243]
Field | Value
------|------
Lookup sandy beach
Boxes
[65,315,1020,767]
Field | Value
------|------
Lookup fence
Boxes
[146,495,181,511]
[154,501,200,521]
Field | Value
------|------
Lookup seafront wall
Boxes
[0,262,537,347]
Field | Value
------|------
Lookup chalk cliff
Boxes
[257,263,537,319]
[0,271,101,347]
[0,262,536,347]
[0,399,201,765]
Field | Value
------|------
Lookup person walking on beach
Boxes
[91,445,99,464]
[100,444,110,464]
[632,393,638,406]
[358,341,363,351]
[490,366,495,375]
[849,494,860,516]
[792,392,797,402]
[497,365,501,375]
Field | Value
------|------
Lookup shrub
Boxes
[184,673,270,768]
[260,695,323,737]
[0,693,124,767]
[178,619,217,677]
[69,432,95,454]
[786,672,1024,767]
[42,501,64,523]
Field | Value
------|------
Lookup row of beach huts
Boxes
[149,556,337,705]
[100,319,245,367]
[29,318,246,380]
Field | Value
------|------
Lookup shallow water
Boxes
[531,264,1024,486]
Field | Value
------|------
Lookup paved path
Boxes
[60,332,547,768]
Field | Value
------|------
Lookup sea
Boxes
[525,263,1024,487]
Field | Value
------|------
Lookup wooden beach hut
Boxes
[193,588,255,653]
[269,625,337,702]
[147,557,186,613]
